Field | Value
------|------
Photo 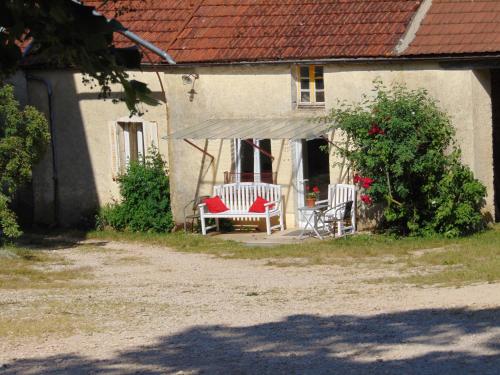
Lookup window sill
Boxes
[297,103,326,110]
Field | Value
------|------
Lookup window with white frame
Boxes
[234,139,273,183]
[298,65,325,106]
[109,118,158,177]
[120,122,144,166]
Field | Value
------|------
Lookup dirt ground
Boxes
[1,239,499,374]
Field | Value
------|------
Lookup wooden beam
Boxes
[243,139,275,161]
[183,139,215,162]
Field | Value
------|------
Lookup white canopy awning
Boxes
[165,117,330,140]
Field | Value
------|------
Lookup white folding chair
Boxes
[318,184,357,237]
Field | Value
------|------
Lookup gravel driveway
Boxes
[1,240,499,374]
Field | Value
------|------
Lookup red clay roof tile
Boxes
[86,0,422,63]
[406,0,500,55]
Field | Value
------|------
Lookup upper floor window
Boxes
[298,65,325,106]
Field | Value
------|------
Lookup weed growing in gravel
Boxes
[0,246,89,289]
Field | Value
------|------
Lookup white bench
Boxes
[199,182,285,235]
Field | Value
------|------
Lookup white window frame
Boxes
[122,122,145,166]
[234,138,264,183]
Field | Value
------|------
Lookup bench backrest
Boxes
[214,183,281,211]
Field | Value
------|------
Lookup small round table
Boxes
[298,204,329,240]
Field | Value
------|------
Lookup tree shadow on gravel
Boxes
[14,231,107,251]
[3,307,500,374]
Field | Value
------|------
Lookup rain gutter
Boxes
[141,53,500,69]
[74,0,175,64]
[18,0,176,65]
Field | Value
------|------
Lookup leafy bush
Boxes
[97,149,174,233]
[326,80,486,237]
[0,84,50,242]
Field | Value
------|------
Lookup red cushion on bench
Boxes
[204,196,229,213]
[249,196,273,213]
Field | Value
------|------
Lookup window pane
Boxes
[136,123,144,160]
[128,125,139,162]
[314,66,323,78]
[259,139,273,183]
[240,139,254,182]
[117,124,126,173]
[300,66,309,79]
[315,79,324,90]
[300,79,310,90]
[316,91,325,103]
[301,91,311,102]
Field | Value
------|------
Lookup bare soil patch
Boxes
[1,239,499,374]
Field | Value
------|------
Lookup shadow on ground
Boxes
[3,307,500,374]
[15,231,107,251]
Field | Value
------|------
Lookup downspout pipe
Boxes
[25,74,59,227]
[71,0,176,64]
[21,2,176,65]
[119,29,176,65]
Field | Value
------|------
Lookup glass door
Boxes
[294,138,330,228]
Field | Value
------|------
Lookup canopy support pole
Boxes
[184,139,215,162]
[243,139,274,161]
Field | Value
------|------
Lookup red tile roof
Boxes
[406,0,500,55]
[87,0,423,64]
[86,0,196,55]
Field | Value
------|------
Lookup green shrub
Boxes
[0,84,50,242]
[97,149,174,233]
[326,80,486,237]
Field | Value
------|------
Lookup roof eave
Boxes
[141,53,500,68]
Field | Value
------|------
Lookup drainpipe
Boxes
[71,0,176,64]
[119,29,176,65]
[26,75,59,227]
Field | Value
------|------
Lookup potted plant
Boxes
[305,185,320,207]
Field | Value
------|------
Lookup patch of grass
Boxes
[0,246,89,290]
[0,313,93,339]
[0,294,172,341]
[104,255,151,266]
[87,224,500,286]
[87,230,450,260]
[398,231,500,286]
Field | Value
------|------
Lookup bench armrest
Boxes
[198,203,208,214]
[264,198,281,212]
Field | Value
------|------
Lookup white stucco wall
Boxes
[165,63,496,226]
[27,70,169,225]
[325,64,495,218]
[163,65,299,226]
[25,61,496,228]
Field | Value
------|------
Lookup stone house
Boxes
[12,0,500,228]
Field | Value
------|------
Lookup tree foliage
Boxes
[327,81,487,237]
[0,84,49,241]
[97,149,174,233]
[0,0,158,114]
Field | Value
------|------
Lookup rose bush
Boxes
[326,80,487,237]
